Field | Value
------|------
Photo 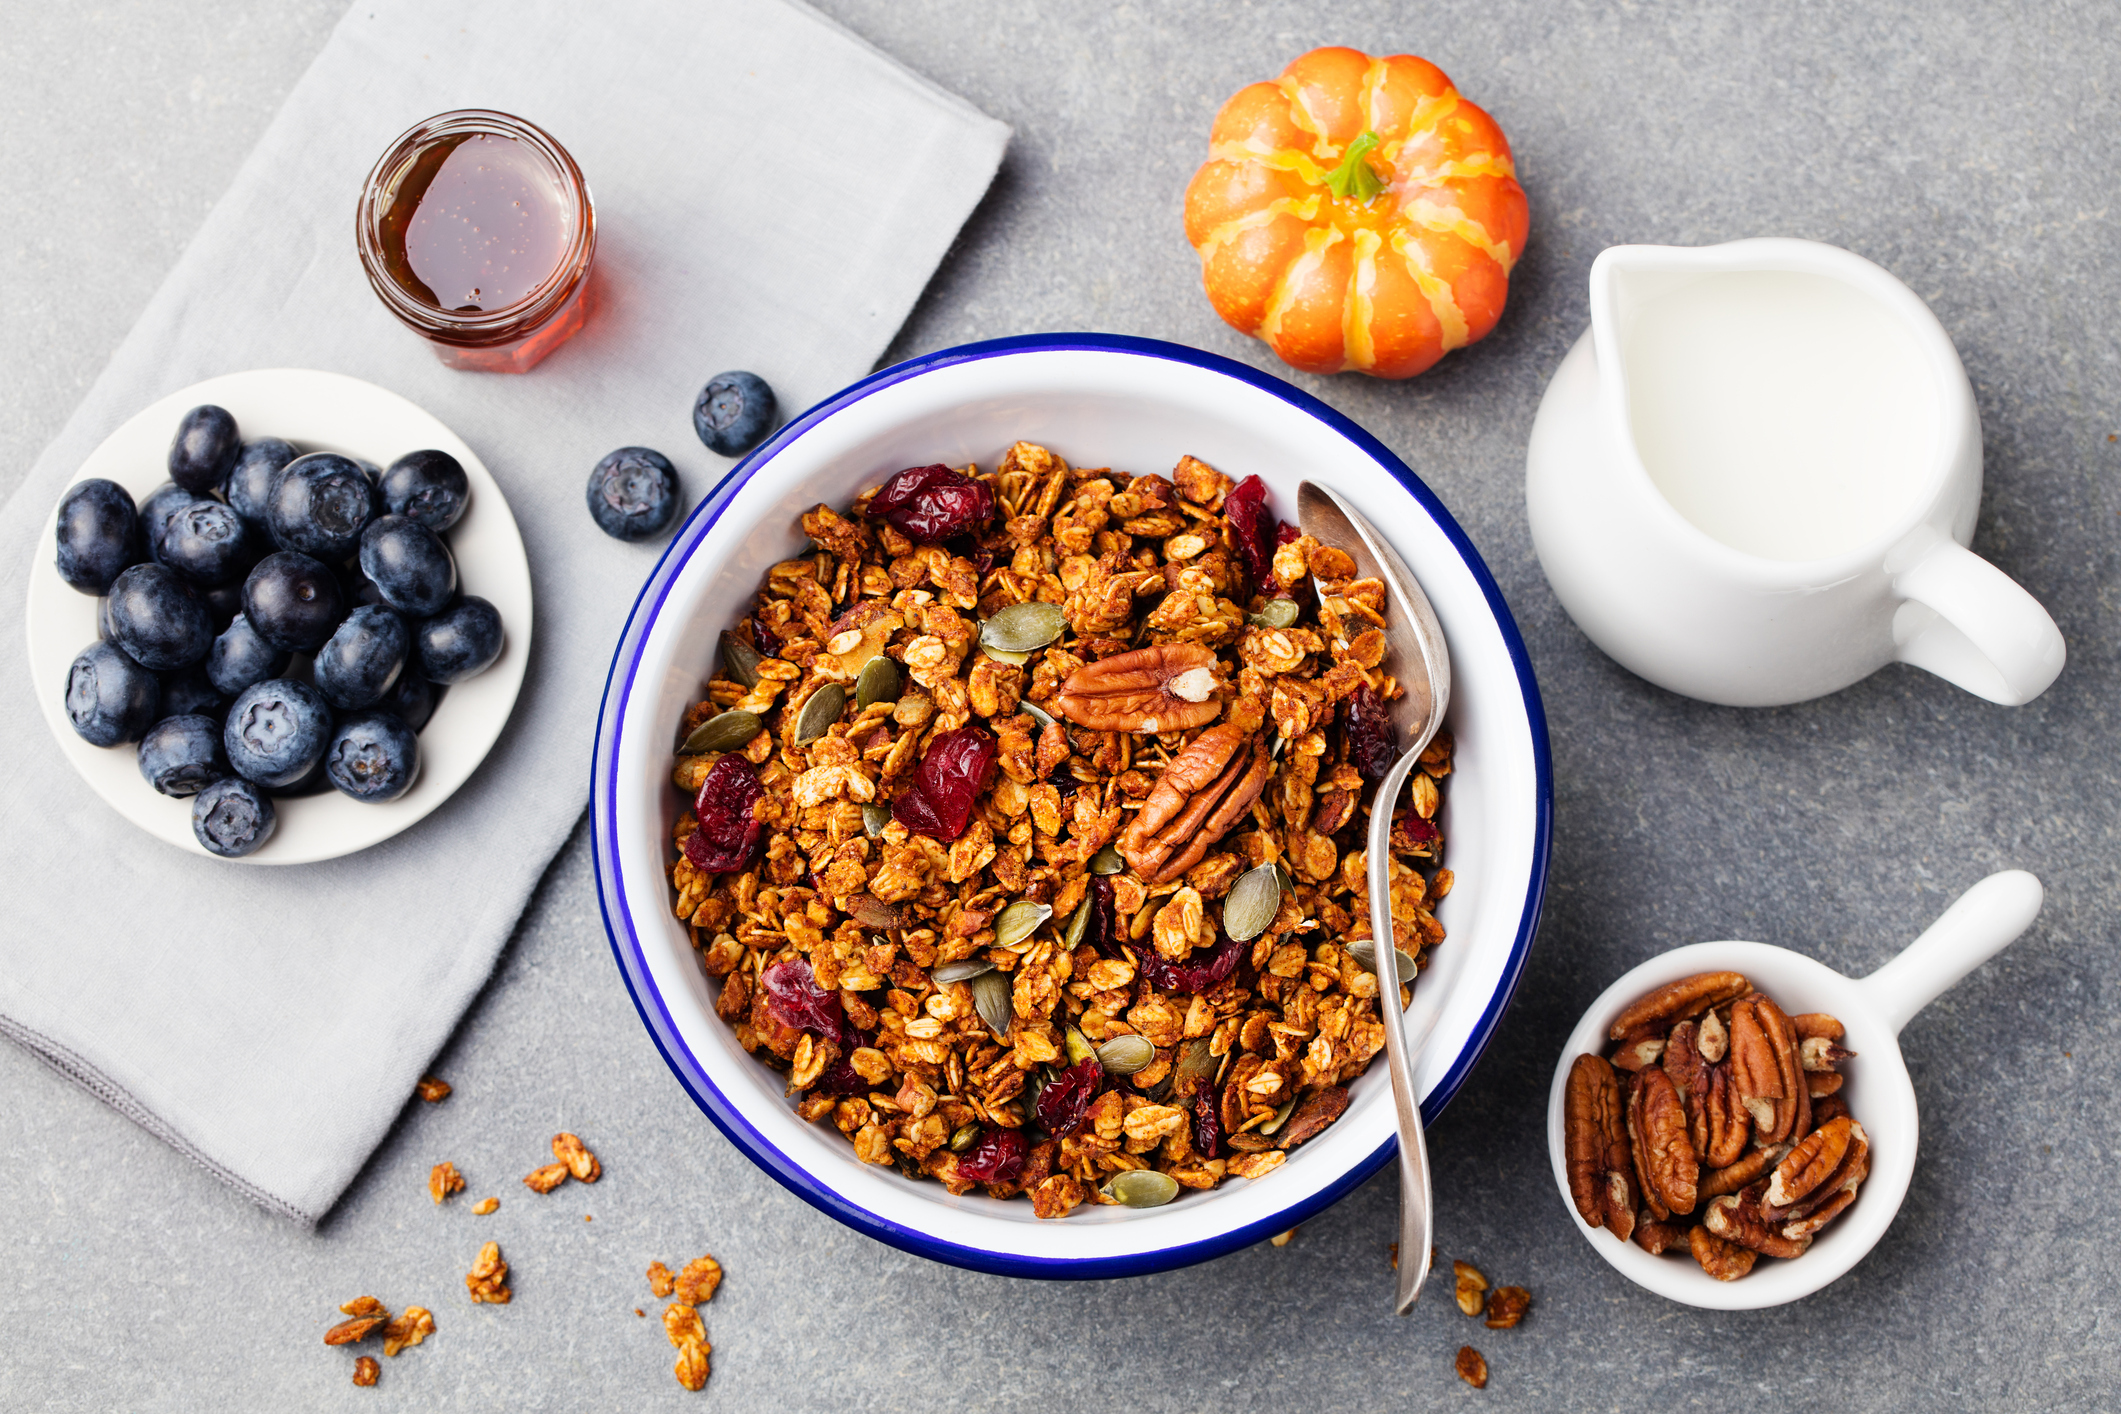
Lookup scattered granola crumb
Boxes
[472,1196,499,1215]
[523,1163,569,1194]
[465,1242,511,1304]
[665,1304,712,1392]
[382,1306,434,1357]
[416,1076,452,1103]
[325,1297,389,1346]
[1269,1227,1297,1247]
[339,1296,387,1318]
[673,1256,722,1306]
[635,1308,646,1318]
[1453,1259,1489,1317]
[673,1337,711,1393]
[553,1132,602,1182]
[1485,1286,1531,1330]
[585,1215,593,1222]
[352,1355,380,1387]
[647,1262,676,1298]
[429,1162,465,1205]
[1455,1346,1488,1389]
[1388,1243,1398,1270]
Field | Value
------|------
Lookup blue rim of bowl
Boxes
[590,332,1552,1279]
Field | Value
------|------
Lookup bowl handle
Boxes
[1856,870,2043,1035]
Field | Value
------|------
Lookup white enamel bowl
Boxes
[25,369,532,865]
[1545,869,2042,1309]
[591,334,1552,1278]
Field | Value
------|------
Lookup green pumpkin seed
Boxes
[1094,1033,1156,1076]
[861,804,891,837]
[680,709,764,756]
[1258,1096,1299,1136]
[981,601,1068,655]
[1105,1169,1180,1209]
[950,1123,982,1153]
[793,682,845,745]
[719,632,761,689]
[995,899,1053,951]
[1347,938,1419,985]
[1275,863,1297,894]
[1247,598,1301,629]
[1021,700,1056,728]
[932,958,995,985]
[1063,1027,1095,1066]
[1222,864,1283,942]
[1175,1037,1218,1089]
[982,646,1031,666]
[855,655,900,709]
[1062,895,1091,951]
[971,971,1013,1036]
[1089,845,1125,876]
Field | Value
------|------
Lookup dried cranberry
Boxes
[1343,683,1399,783]
[1138,932,1244,994]
[1036,1058,1103,1138]
[750,612,780,656]
[760,958,844,1037]
[1191,1085,1224,1159]
[1084,875,1118,959]
[685,755,765,873]
[1275,520,1301,547]
[1396,812,1440,850]
[1225,475,1277,587]
[953,1125,1028,1184]
[869,464,997,543]
[890,726,997,841]
[816,1060,868,1096]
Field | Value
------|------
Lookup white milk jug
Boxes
[1525,238,2064,707]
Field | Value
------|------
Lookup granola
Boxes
[464,1242,511,1304]
[665,447,1454,1212]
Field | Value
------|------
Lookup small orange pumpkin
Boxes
[1184,47,1530,379]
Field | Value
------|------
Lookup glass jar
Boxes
[356,110,596,374]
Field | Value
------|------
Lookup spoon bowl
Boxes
[1545,869,2042,1309]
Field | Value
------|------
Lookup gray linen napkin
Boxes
[0,0,1006,1223]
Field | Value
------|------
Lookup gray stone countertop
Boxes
[2,1,2114,1408]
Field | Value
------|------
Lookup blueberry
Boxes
[97,596,114,642]
[379,449,470,532]
[201,581,245,632]
[414,595,505,684]
[336,558,388,610]
[242,550,346,652]
[358,515,457,616]
[140,481,201,562]
[271,750,333,797]
[168,404,241,493]
[157,663,227,722]
[267,452,378,559]
[314,604,409,710]
[223,678,332,788]
[157,499,257,587]
[137,714,229,797]
[693,371,777,457]
[378,669,440,732]
[64,640,159,746]
[222,437,297,533]
[54,478,143,595]
[206,614,292,697]
[586,447,682,541]
[324,710,421,803]
[106,562,213,671]
[191,777,276,858]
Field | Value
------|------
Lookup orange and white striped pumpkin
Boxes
[1183,47,1530,379]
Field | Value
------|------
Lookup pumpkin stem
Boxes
[1326,130,1389,204]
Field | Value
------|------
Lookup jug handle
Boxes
[1889,535,2065,705]
[1855,870,2043,1035]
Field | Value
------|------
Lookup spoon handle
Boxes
[1370,744,1435,1314]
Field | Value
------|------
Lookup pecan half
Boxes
[1704,1189,1811,1259]
[1808,1070,1845,1098]
[1609,1028,1666,1073]
[1700,1064,1750,1169]
[1765,1119,1870,1225]
[1119,725,1272,883]
[1633,1213,1689,1255]
[1760,995,1809,1145]
[1800,1036,1857,1071]
[1564,1054,1638,1243]
[1661,1018,1709,1125]
[1607,971,1750,1040]
[1729,998,1792,1144]
[1812,1094,1851,1128]
[1789,1012,1845,1041]
[1628,1067,1699,1216]
[1697,1007,1728,1063]
[1688,1224,1758,1281]
[1700,1142,1788,1200]
[1054,644,1223,734]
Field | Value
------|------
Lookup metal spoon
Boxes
[1297,481,1452,1315]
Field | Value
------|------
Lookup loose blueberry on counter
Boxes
[191,776,276,858]
[158,499,256,587]
[324,710,420,803]
[223,678,333,788]
[106,563,213,671]
[314,604,409,710]
[358,515,457,616]
[156,664,227,722]
[167,404,242,493]
[693,371,777,457]
[586,447,681,541]
[64,640,159,746]
[54,479,143,595]
[206,614,292,697]
[380,448,470,532]
[267,452,378,560]
[379,669,439,732]
[414,595,505,684]
[139,481,201,563]
[222,437,297,533]
[242,550,345,652]
[137,714,229,797]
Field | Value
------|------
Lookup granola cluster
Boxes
[666,444,1453,1215]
